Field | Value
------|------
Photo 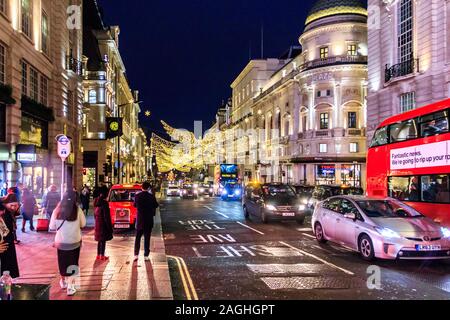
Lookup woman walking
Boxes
[49,190,86,296]
[94,191,113,261]
[80,186,90,216]
[0,194,20,278]
[21,188,37,232]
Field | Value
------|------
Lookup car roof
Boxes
[326,195,388,201]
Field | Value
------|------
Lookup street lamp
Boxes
[116,100,143,184]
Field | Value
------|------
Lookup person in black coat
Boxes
[133,182,159,261]
[94,191,113,261]
[0,194,20,278]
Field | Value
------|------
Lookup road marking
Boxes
[279,241,355,276]
[203,205,213,211]
[215,211,230,218]
[297,228,313,232]
[302,233,316,239]
[168,255,198,300]
[236,221,265,235]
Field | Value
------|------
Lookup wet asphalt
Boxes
[160,195,450,300]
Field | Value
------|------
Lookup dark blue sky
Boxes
[97,0,317,133]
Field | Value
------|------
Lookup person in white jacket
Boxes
[50,190,86,296]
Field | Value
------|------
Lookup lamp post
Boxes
[116,100,143,184]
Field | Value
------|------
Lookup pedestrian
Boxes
[20,188,37,232]
[6,187,21,244]
[0,194,20,278]
[133,182,159,261]
[80,185,91,216]
[41,185,61,220]
[49,190,86,296]
[94,190,113,261]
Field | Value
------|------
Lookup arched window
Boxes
[276,111,281,137]
[88,89,97,104]
[283,114,292,136]
[300,108,308,132]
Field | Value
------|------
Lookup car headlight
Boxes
[222,190,228,196]
[265,204,277,211]
[199,188,205,192]
[441,227,450,238]
[209,188,213,192]
[234,190,241,196]
[301,198,308,205]
[298,204,306,211]
[375,227,401,239]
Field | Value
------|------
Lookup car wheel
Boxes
[296,218,305,225]
[261,210,269,224]
[359,234,375,261]
[314,222,327,244]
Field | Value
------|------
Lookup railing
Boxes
[299,55,368,71]
[347,129,363,136]
[385,58,419,83]
[315,130,330,137]
[66,55,83,76]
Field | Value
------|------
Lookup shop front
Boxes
[316,164,336,185]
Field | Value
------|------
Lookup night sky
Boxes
[97,0,317,134]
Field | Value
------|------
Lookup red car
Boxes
[108,184,141,229]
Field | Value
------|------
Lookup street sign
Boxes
[56,135,71,160]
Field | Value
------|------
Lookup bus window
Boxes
[419,111,449,137]
[388,176,420,202]
[370,126,388,147]
[421,175,450,203]
[389,119,418,142]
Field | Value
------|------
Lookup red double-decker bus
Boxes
[367,98,450,226]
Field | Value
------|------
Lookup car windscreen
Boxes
[262,185,296,197]
[109,189,138,202]
[168,186,178,190]
[356,200,423,218]
[342,188,364,195]
[295,187,314,196]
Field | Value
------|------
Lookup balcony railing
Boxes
[385,58,419,83]
[66,55,83,76]
[299,55,368,71]
[347,129,363,136]
[315,130,331,137]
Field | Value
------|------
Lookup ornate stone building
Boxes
[0,0,83,194]
[222,0,368,187]
[367,0,450,138]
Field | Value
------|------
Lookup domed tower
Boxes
[294,0,368,187]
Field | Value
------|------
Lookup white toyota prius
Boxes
[312,196,450,261]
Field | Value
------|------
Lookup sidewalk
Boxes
[14,209,173,300]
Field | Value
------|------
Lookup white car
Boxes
[312,196,450,261]
[166,185,180,197]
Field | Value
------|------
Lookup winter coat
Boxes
[80,190,90,211]
[133,191,159,231]
[41,191,61,219]
[94,196,113,242]
[0,210,20,278]
[21,194,36,221]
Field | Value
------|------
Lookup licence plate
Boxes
[415,244,441,251]
[282,212,295,217]
[115,224,130,229]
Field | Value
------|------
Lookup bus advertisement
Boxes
[367,98,450,226]
[214,164,239,195]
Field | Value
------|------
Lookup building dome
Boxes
[305,0,367,26]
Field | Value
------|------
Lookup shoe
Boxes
[133,255,139,261]
[59,279,67,290]
[21,228,25,233]
[101,256,109,261]
[67,285,77,296]
[96,255,102,261]
[30,227,35,231]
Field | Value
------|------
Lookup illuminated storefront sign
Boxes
[17,153,36,162]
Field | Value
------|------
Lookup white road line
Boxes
[236,221,265,235]
[302,233,316,239]
[215,210,230,218]
[203,205,213,211]
[279,241,355,276]
[297,228,313,232]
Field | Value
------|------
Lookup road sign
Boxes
[56,135,71,160]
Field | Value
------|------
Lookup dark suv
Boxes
[242,183,307,224]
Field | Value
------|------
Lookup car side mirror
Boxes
[344,212,356,220]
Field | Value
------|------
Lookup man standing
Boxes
[133,182,159,261]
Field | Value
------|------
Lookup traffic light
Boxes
[106,117,123,139]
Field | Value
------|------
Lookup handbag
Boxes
[33,205,40,216]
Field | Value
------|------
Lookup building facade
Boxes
[367,0,450,138]
[0,0,83,195]
[218,0,368,188]
[82,0,148,187]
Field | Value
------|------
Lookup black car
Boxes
[180,184,199,199]
[242,183,307,224]
[292,185,315,213]
[198,183,214,197]
[310,185,364,208]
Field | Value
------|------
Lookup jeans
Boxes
[97,241,106,256]
[134,228,152,257]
